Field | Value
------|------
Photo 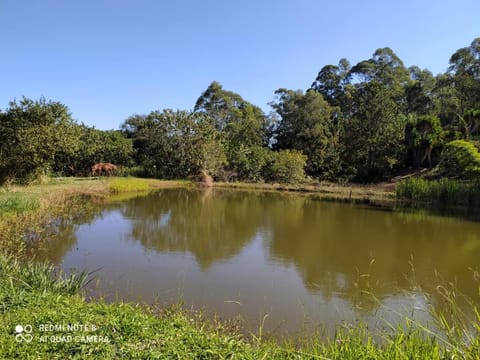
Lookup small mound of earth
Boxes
[197,170,213,187]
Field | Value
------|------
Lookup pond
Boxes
[37,188,480,338]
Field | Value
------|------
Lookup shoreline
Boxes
[213,180,396,207]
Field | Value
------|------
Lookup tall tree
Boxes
[311,58,352,108]
[405,66,435,115]
[342,82,406,182]
[194,81,269,147]
[405,114,445,167]
[448,38,480,112]
[349,47,409,104]
[271,89,342,178]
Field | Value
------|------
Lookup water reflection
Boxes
[121,189,267,269]
[26,196,104,263]
[37,189,480,336]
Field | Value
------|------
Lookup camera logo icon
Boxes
[15,325,33,343]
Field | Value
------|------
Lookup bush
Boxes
[264,150,307,184]
[439,140,480,179]
[115,166,146,177]
[228,145,270,181]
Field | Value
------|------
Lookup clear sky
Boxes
[1,1,479,130]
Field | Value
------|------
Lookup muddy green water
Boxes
[39,188,480,337]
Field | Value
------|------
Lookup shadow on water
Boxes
[29,188,480,338]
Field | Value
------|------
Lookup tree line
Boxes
[1,37,479,184]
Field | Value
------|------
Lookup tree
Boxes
[349,47,409,104]
[122,110,225,179]
[342,82,406,182]
[462,109,480,138]
[405,114,445,167]
[264,150,307,184]
[448,38,480,112]
[311,58,351,108]
[405,66,435,115]
[271,89,342,179]
[54,126,134,176]
[194,81,269,147]
[0,97,81,182]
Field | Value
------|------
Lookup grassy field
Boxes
[1,176,480,358]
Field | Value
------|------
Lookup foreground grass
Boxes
[1,255,479,359]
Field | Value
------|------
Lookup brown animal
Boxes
[91,162,117,176]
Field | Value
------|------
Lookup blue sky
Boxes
[1,0,479,130]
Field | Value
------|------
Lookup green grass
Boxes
[1,254,479,359]
[108,177,191,194]
[397,178,480,208]
[0,193,39,217]
[108,177,151,193]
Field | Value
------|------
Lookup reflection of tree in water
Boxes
[122,189,269,270]
[265,198,480,311]
[27,196,105,264]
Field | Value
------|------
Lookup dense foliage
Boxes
[439,140,480,178]
[1,37,480,184]
[0,98,133,182]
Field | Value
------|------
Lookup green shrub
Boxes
[228,145,270,181]
[115,166,146,177]
[439,140,480,179]
[264,150,307,184]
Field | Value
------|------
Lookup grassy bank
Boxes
[1,255,479,359]
[397,178,480,208]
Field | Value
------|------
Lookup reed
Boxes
[397,178,480,207]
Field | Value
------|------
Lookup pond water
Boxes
[37,188,480,337]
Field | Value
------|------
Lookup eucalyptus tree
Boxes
[311,58,352,109]
[342,81,406,182]
[405,66,436,115]
[349,47,410,107]
[194,81,270,148]
[448,37,480,112]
